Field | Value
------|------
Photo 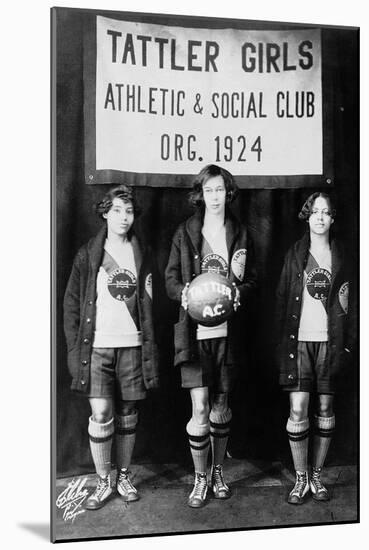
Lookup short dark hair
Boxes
[188,164,238,208]
[298,192,336,221]
[95,185,140,220]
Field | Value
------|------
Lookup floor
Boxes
[53,459,358,542]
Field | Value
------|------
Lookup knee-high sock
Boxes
[286,418,309,473]
[88,416,114,478]
[313,414,335,470]
[209,408,232,466]
[186,418,210,474]
[115,411,138,471]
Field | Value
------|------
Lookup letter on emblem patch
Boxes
[231,249,247,281]
[145,273,153,299]
[338,282,349,314]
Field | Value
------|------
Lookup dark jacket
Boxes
[63,226,159,393]
[275,232,356,388]
[165,210,257,367]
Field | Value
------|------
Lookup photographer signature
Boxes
[56,477,89,523]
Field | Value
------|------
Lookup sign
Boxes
[84,16,331,186]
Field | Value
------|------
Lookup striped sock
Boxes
[286,418,309,473]
[115,411,138,471]
[88,416,114,478]
[209,408,232,466]
[313,415,335,470]
[186,418,210,474]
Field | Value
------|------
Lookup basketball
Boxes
[187,272,236,326]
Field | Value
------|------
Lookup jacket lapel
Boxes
[225,212,240,262]
[131,234,143,275]
[186,212,203,254]
[294,231,310,274]
[88,225,107,275]
[330,239,343,288]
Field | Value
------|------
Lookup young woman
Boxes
[165,164,257,508]
[64,185,159,510]
[275,192,355,504]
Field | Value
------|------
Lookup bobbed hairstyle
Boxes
[298,192,336,221]
[188,164,238,208]
[95,184,140,220]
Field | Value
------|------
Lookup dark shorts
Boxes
[88,347,146,401]
[283,341,333,394]
[181,337,237,392]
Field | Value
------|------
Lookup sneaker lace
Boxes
[193,473,207,499]
[94,476,109,498]
[312,469,324,491]
[213,465,227,489]
[294,472,307,495]
[118,469,136,493]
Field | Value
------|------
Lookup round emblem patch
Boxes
[231,249,247,281]
[107,268,136,301]
[338,281,349,314]
[145,273,153,299]
[201,253,228,276]
[306,268,331,302]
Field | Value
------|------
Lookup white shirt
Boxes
[298,250,332,342]
[93,240,142,348]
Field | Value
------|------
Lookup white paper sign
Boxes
[96,17,322,176]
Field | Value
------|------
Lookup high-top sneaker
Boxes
[116,468,139,502]
[287,471,309,505]
[188,472,208,508]
[310,467,330,501]
[211,464,231,499]
[85,474,112,510]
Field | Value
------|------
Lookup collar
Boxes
[185,209,240,254]
[293,231,343,279]
[87,225,143,273]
